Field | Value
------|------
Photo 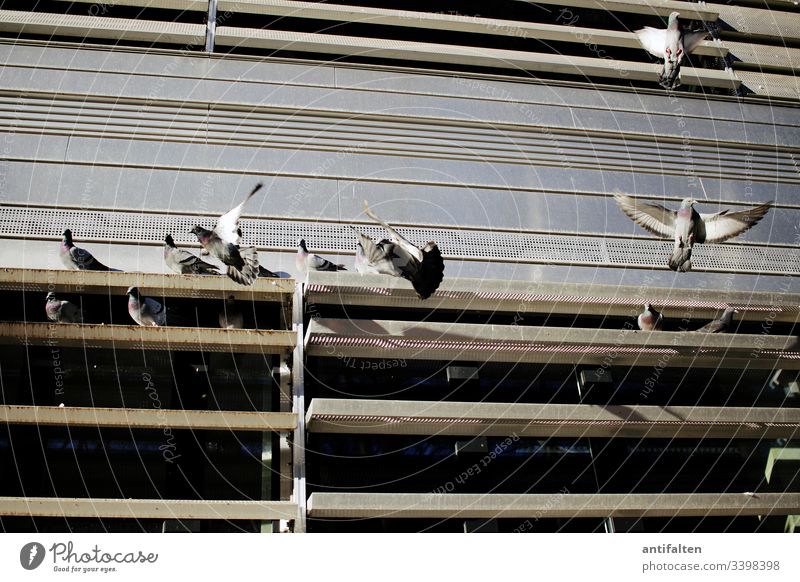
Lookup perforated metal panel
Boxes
[2,205,798,276]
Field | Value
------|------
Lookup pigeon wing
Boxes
[215,183,263,245]
[682,31,708,55]
[363,201,423,263]
[351,227,401,275]
[614,194,677,238]
[700,203,771,243]
[634,26,667,58]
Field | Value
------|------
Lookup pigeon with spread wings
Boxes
[614,194,771,272]
[351,202,444,300]
[635,12,708,89]
[190,183,262,285]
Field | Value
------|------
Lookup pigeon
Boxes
[296,239,346,273]
[190,183,263,285]
[126,286,167,327]
[614,194,771,273]
[45,292,83,323]
[696,307,737,333]
[163,234,221,276]
[635,11,708,89]
[637,303,663,331]
[219,295,244,329]
[257,265,279,278]
[59,229,113,271]
[351,202,445,300]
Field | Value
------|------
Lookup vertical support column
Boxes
[291,282,307,532]
[205,0,218,53]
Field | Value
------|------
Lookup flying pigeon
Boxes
[126,286,167,327]
[45,292,83,323]
[219,295,244,329]
[59,229,114,271]
[351,202,445,300]
[637,303,663,331]
[163,234,221,276]
[296,239,346,273]
[190,183,262,285]
[695,307,737,333]
[614,194,771,272]
[635,12,708,89]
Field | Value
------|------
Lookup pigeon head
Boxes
[62,229,73,245]
[668,11,680,28]
[298,239,308,252]
[189,225,210,241]
[644,302,652,311]
[46,292,56,302]
[126,286,140,299]
[680,198,697,208]
[164,234,176,247]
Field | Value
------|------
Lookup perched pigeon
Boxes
[696,307,737,333]
[296,239,346,273]
[190,183,263,285]
[59,229,113,271]
[45,292,83,323]
[351,202,445,300]
[258,265,279,278]
[637,303,663,331]
[635,11,708,89]
[614,194,771,272]
[163,234,221,276]
[219,295,244,329]
[126,286,166,327]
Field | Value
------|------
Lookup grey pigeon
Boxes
[296,239,346,273]
[163,234,221,276]
[190,183,263,285]
[635,12,708,89]
[219,295,244,329]
[696,307,737,333]
[637,303,663,331]
[126,286,166,327]
[614,194,771,273]
[351,202,445,300]
[59,229,113,271]
[257,265,279,278]
[45,292,83,323]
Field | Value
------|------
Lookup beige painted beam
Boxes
[0,497,297,520]
[306,399,800,439]
[307,492,800,518]
[306,318,800,369]
[0,268,294,300]
[305,271,800,323]
[0,322,296,354]
[215,27,737,89]
[0,10,205,45]
[0,405,297,431]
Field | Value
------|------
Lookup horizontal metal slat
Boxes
[215,27,738,89]
[723,40,800,70]
[2,205,798,276]
[0,496,297,520]
[307,492,800,518]
[0,404,297,431]
[52,0,727,57]
[0,268,294,299]
[0,10,205,45]
[305,272,800,323]
[712,2,800,41]
[737,70,800,100]
[510,0,720,20]
[306,318,800,369]
[0,322,296,354]
[306,399,800,439]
